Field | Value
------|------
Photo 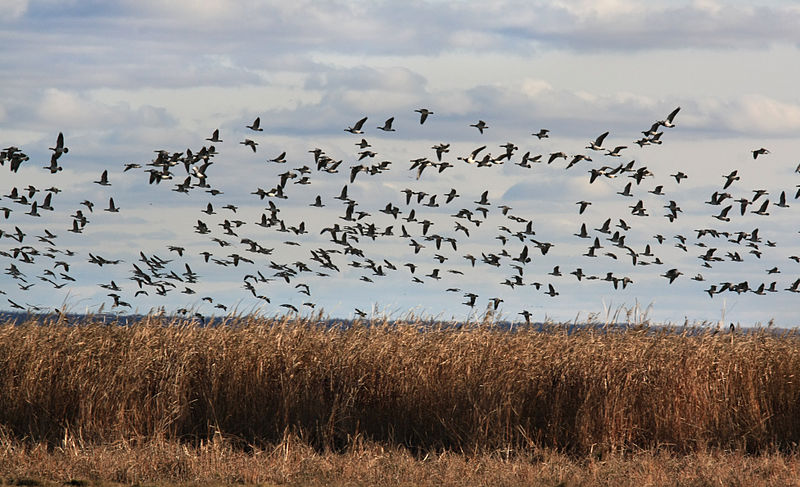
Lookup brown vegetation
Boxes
[3,436,800,486]
[1,314,800,484]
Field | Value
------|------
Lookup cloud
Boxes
[0,0,28,20]
[32,88,176,135]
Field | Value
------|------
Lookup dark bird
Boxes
[94,170,111,186]
[722,170,739,190]
[240,139,258,152]
[470,120,488,133]
[713,205,732,222]
[49,132,68,156]
[206,129,222,142]
[415,108,433,124]
[377,117,396,132]
[345,116,368,134]
[605,146,627,157]
[671,172,688,183]
[661,268,683,284]
[659,107,680,128]
[104,197,119,213]
[586,131,609,151]
[269,151,287,163]
[247,117,263,131]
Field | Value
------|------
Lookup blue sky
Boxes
[2,0,800,325]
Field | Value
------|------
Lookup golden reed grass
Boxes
[1,314,800,457]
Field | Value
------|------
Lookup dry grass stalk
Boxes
[1,315,799,457]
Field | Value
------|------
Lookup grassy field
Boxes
[2,313,800,485]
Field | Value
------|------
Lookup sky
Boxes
[2,0,800,326]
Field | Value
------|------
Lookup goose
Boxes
[566,154,591,169]
[532,128,549,139]
[26,201,40,217]
[104,197,119,213]
[206,129,222,142]
[605,145,627,157]
[586,131,609,151]
[415,108,433,124]
[470,120,488,133]
[377,117,396,131]
[548,151,567,164]
[246,117,263,131]
[269,151,287,163]
[458,145,486,164]
[240,139,258,152]
[345,116,368,134]
[661,268,682,284]
[48,132,68,156]
[94,170,111,186]
[659,106,680,127]
[722,170,739,189]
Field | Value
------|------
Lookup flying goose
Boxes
[345,116,368,134]
[246,117,263,131]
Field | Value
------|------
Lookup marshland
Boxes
[2,312,800,485]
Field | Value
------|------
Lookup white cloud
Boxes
[35,88,176,130]
[0,0,28,20]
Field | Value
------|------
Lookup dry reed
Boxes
[1,314,799,457]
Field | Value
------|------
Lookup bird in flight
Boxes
[659,107,680,128]
[470,120,488,134]
[377,117,396,132]
[345,117,368,134]
[415,108,433,124]
[586,131,609,151]
[247,117,263,131]
[206,129,222,142]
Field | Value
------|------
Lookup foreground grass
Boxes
[2,436,800,486]
[2,314,800,454]
[2,313,800,484]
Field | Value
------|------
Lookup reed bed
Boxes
[1,314,800,457]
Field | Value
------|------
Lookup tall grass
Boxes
[1,314,799,455]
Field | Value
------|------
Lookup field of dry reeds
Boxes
[2,313,800,484]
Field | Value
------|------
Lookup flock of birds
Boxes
[2,106,800,322]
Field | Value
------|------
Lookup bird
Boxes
[752,147,770,159]
[605,146,627,157]
[247,117,263,131]
[104,197,119,212]
[532,129,549,139]
[661,268,683,284]
[269,151,287,163]
[586,131,609,151]
[240,139,258,152]
[377,117,396,132]
[659,107,680,127]
[415,108,433,124]
[345,117,368,134]
[94,170,111,186]
[470,120,488,133]
[671,172,688,183]
[206,129,222,142]
[722,170,740,189]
